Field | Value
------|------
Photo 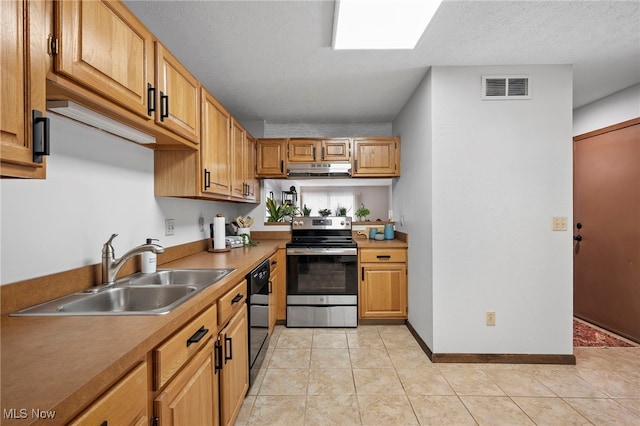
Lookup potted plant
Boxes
[336,205,350,217]
[266,197,285,222]
[355,203,370,222]
[302,204,312,216]
[318,208,332,217]
[281,203,299,222]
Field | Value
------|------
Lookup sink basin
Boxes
[11,268,236,316]
[59,286,197,314]
[128,268,235,286]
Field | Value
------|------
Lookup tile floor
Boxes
[235,325,640,425]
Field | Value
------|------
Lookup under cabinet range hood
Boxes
[287,163,352,177]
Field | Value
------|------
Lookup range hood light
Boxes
[46,100,156,145]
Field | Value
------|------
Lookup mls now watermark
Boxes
[3,408,56,420]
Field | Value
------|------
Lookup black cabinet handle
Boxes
[147,83,156,116]
[100,422,107,426]
[204,169,211,190]
[268,280,273,294]
[280,160,284,173]
[224,336,233,362]
[574,235,582,242]
[354,159,358,171]
[214,340,223,372]
[376,255,391,259]
[361,267,364,281]
[32,110,50,164]
[313,146,316,160]
[159,91,169,121]
[186,326,209,347]
[271,260,277,266]
[231,294,243,304]
[321,146,325,160]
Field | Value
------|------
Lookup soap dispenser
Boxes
[141,238,159,273]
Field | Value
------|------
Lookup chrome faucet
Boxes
[101,234,165,285]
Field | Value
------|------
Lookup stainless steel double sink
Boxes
[11,269,235,316]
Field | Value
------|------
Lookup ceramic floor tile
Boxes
[376,325,412,335]
[276,333,313,349]
[304,395,361,426]
[380,332,421,350]
[353,368,405,395]
[511,397,590,425]
[247,366,266,396]
[387,347,435,369]
[268,348,311,369]
[259,368,309,395]
[460,396,535,426]
[313,328,348,335]
[358,395,419,425]
[484,369,556,397]
[576,369,640,398]
[616,398,640,418]
[564,397,640,425]
[396,368,456,396]
[346,332,385,349]
[247,395,306,426]
[310,348,351,369]
[312,332,348,348]
[349,348,393,369]
[534,369,608,398]
[234,395,255,426]
[307,368,355,395]
[439,367,505,396]
[345,325,380,334]
[409,395,477,425]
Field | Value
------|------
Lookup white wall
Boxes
[393,65,574,355]
[392,69,434,348]
[573,83,640,136]
[0,115,240,285]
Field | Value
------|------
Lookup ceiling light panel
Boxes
[333,0,442,50]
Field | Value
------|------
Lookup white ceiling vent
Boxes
[482,75,531,100]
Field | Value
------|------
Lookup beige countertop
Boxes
[0,240,287,426]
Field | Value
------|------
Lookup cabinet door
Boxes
[275,248,287,321]
[155,341,218,426]
[245,135,258,202]
[201,89,231,196]
[155,42,200,142]
[56,0,154,119]
[256,139,287,177]
[352,138,400,177]
[219,304,249,426]
[360,264,407,318]
[69,362,148,426]
[1,0,47,178]
[288,138,318,162]
[268,255,278,333]
[230,120,246,199]
[321,139,351,162]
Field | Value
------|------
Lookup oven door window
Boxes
[287,254,357,295]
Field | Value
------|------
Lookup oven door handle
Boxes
[286,247,358,256]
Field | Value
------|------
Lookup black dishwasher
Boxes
[247,258,270,387]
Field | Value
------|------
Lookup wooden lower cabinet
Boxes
[274,248,287,322]
[69,362,148,426]
[154,340,218,426]
[359,249,408,319]
[218,303,249,426]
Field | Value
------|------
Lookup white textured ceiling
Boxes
[123,0,640,123]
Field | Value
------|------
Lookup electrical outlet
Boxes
[198,217,204,232]
[165,219,175,236]
[486,311,496,326]
[552,216,568,231]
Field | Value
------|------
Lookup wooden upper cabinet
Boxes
[55,0,154,119]
[230,120,247,199]
[288,138,351,163]
[201,88,231,197]
[155,42,200,143]
[256,139,287,177]
[352,137,400,177]
[321,138,351,162]
[1,0,48,178]
[245,135,258,202]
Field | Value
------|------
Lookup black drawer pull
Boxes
[231,294,243,304]
[377,255,391,259]
[186,326,209,347]
[224,336,233,362]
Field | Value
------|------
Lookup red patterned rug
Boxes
[573,319,635,347]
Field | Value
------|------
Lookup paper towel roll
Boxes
[213,216,226,250]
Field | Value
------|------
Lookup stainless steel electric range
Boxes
[286,216,358,327]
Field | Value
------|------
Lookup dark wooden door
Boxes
[573,118,640,343]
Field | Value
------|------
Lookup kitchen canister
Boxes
[369,228,377,239]
[384,224,394,240]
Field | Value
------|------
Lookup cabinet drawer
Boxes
[360,249,407,263]
[155,304,217,389]
[69,362,148,425]
[218,280,247,327]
